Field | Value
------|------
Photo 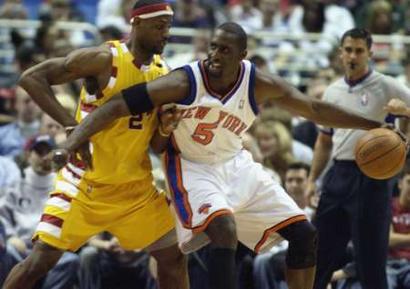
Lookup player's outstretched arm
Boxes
[19,47,111,127]
[254,69,382,130]
[63,69,189,152]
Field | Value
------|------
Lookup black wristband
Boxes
[122,82,154,115]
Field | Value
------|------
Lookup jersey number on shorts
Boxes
[191,122,216,145]
[129,114,143,130]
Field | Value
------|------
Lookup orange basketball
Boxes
[355,128,406,180]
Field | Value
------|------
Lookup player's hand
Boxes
[50,141,93,171]
[159,104,182,136]
[50,148,70,171]
[384,98,409,117]
[76,141,93,170]
[305,180,318,208]
[381,123,409,151]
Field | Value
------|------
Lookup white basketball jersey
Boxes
[169,60,258,164]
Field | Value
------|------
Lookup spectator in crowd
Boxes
[0,220,19,286]
[229,0,262,33]
[38,0,84,23]
[362,1,395,63]
[271,0,303,35]
[0,0,27,19]
[388,162,410,289]
[255,120,313,183]
[167,29,211,68]
[2,135,57,245]
[99,25,124,42]
[0,156,21,194]
[284,162,315,219]
[34,23,63,59]
[0,87,41,158]
[96,0,132,33]
[259,0,278,31]
[397,57,410,87]
[365,0,394,35]
[322,0,355,40]
[79,233,157,289]
[172,0,212,28]
[14,43,42,74]
[39,114,65,141]
[254,120,295,182]
[0,134,80,289]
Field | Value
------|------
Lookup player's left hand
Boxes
[381,123,410,152]
[384,98,409,117]
[159,104,182,135]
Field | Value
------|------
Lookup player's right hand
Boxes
[159,104,182,135]
[50,148,70,171]
[50,141,93,171]
[76,141,93,170]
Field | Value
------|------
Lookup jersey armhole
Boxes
[248,63,259,115]
[175,65,196,106]
[86,42,118,103]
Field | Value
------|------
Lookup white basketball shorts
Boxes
[164,149,307,254]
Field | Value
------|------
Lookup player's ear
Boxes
[240,49,247,60]
[369,49,373,59]
[338,47,343,60]
[131,17,142,27]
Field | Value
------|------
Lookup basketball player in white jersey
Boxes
[55,23,387,289]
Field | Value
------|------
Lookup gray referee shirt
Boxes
[320,70,410,160]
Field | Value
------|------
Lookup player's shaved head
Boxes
[217,22,247,51]
[133,0,170,9]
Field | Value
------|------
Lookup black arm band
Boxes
[122,82,154,115]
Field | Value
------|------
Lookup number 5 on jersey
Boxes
[191,111,228,145]
[191,122,217,145]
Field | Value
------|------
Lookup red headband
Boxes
[130,3,174,20]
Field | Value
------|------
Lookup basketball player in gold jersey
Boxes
[2,1,188,289]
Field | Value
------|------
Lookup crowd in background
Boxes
[2,0,410,288]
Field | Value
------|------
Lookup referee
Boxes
[308,28,410,289]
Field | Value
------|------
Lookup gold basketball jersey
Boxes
[74,40,168,185]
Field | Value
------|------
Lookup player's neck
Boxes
[207,66,241,97]
[127,41,154,66]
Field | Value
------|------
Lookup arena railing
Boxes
[1,20,410,85]
[0,19,101,76]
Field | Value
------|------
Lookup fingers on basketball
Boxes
[355,128,407,179]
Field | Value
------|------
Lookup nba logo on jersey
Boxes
[239,99,245,109]
[361,92,369,106]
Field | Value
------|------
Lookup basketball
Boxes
[355,128,406,179]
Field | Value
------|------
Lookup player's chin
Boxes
[154,45,166,54]
[208,67,223,78]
